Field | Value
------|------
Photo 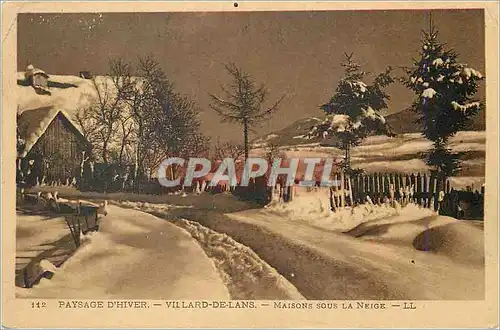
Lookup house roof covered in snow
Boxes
[17,106,88,158]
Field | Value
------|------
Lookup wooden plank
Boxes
[410,173,415,202]
[422,173,428,207]
[428,174,435,209]
[332,173,338,210]
[360,174,365,203]
[364,175,369,201]
[367,174,372,198]
[340,170,345,208]
[434,175,442,211]
[378,172,384,194]
[399,174,404,196]
[416,173,422,205]
[383,174,389,195]
[347,174,353,206]
[394,173,401,199]
[329,187,335,211]
[350,175,356,204]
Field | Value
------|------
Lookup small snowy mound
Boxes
[412,221,484,265]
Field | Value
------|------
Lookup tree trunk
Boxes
[102,141,108,164]
[243,119,249,160]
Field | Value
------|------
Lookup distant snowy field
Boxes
[251,131,485,189]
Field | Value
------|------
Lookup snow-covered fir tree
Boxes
[403,22,484,176]
[308,53,394,170]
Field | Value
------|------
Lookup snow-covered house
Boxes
[17,106,92,186]
[24,64,51,95]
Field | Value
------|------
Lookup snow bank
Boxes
[113,200,304,300]
[17,205,230,299]
[173,218,305,300]
[266,191,434,232]
[16,213,75,287]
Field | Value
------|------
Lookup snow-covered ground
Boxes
[224,205,484,300]
[26,186,255,213]
[16,205,231,299]
[108,194,484,300]
[17,190,484,300]
[15,212,76,287]
[251,131,485,189]
[113,201,304,300]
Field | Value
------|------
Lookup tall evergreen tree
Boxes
[209,63,285,160]
[308,53,394,170]
[403,21,484,176]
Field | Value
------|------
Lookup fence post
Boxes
[421,174,427,207]
[359,174,364,204]
[428,173,436,209]
[415,173,421,205]
[383,173,389,196]
[410,173,416,203]
[347,174,353,206]
[378,172,384,195]
[371,174,376,202]
[332,173,338,211]
[353,174,359,204]
[340,170,345,208]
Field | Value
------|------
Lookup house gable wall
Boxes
[25,113,91,182]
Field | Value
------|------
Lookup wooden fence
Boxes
[272,172,484,220]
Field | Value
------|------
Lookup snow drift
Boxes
[412,221,484,265]
[17,205,230,299]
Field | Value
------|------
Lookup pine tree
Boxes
[403,21,484,177]
[209,63,285,160]
[308,53,394,170]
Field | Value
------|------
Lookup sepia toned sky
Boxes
[17,9,485,142]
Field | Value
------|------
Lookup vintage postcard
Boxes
[2,1,498,328]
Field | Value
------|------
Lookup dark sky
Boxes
[17,9,485,142]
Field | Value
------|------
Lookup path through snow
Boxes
[114,201,304,299]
